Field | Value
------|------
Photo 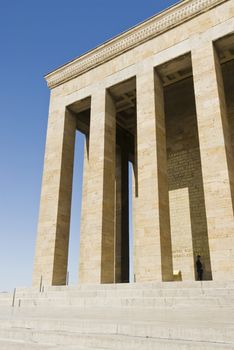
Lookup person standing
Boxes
[196,255,203,281]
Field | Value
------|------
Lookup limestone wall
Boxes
[165,77,212,280]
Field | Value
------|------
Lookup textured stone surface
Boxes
[33,106,76,287]
[165,77,212,281]
[33,0,234,286]
[79,90,116,283]
[192,42,234,280]
[134,68,173,282]
[1,282,234,349]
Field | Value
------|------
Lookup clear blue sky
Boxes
[0,0,178,291]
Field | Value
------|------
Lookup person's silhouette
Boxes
[196,255,203,281]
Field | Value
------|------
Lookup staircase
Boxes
[0,281,234,349]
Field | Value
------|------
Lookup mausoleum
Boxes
[33,0,234,288]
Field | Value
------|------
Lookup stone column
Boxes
[134,67,173,282]
[192,41,234,280]
[79,89,116,283]
[33,100,76,287]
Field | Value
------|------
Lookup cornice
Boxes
[45,0,228,89]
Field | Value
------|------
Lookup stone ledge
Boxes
[45,0,228,89]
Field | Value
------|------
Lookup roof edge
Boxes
[45,0,228,89]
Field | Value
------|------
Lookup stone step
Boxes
[16,281,234,293]
[0,292,13,298]
[0,316,233,344]
[0,338,101,350]
[13,282,234,306]
[1,303,233,325]
[2,283,234,349]
[11,295,234,309]
[0,293,13,307]
[0,339,54,350]
[14,287,234,299]
[0,327,234,350]
[4,291,234,309]
[0,300,13,307]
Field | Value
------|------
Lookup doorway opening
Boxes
[109,77,136,283]
[67,97,91,285]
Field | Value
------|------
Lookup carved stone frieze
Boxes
[45,0,227,88]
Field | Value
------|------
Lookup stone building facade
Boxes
[33,0,234,287]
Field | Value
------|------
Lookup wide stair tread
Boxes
[1,282,234,349]
[0,330,234,350]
